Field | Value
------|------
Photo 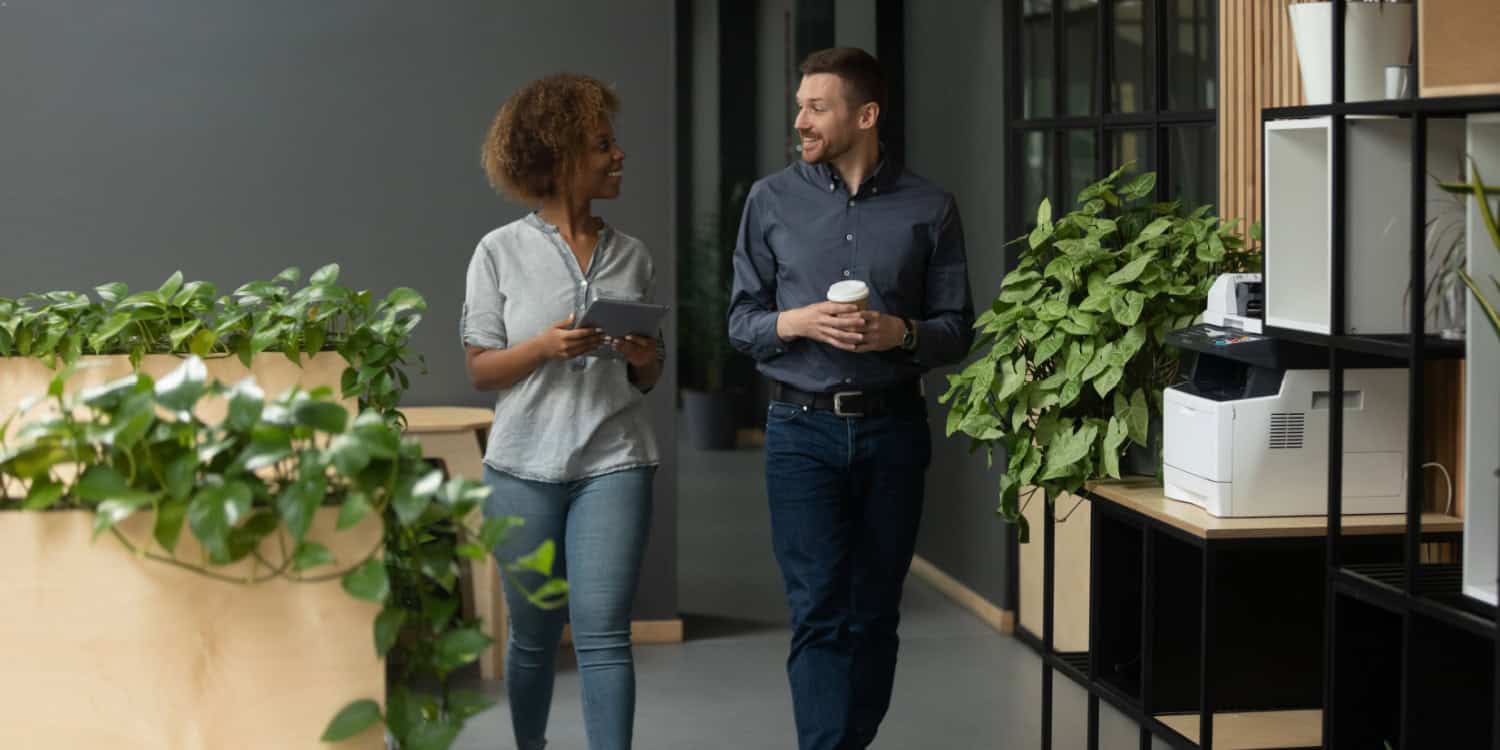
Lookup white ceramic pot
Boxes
[1289,2,1414,104]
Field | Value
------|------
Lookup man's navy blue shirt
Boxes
[727,158,975,393]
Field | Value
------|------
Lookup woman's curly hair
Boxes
[482,73,620,204]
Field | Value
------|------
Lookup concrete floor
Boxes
[454,441,1170,749]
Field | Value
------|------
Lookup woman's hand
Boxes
[536,314,605,360]
[612,334,658,369]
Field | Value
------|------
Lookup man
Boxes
[727,47,975,750]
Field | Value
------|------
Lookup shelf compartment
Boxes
[1406,610,1497,747]
[1464,113,1500,608]
[1337,565,1497,640]
[1330,593,1403,750]
[1263,116,1467,337]
[1155,709,1322,750]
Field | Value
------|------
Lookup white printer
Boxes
[1162,276,1410,517]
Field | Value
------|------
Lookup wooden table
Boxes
[402,406,505,681]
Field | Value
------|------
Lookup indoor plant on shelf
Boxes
[1443,161,1500,337]
[0,358,562,749]
[940,163,1254,542]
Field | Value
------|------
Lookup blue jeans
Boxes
[763,400,932,750]
[483,466,655,750]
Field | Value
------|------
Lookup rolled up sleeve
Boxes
[727,188,789,363]
[461,244,508,350]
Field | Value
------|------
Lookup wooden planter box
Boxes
[0,507,384,749]
[0,352,353,438]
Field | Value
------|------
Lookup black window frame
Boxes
[1003,0,1219,268]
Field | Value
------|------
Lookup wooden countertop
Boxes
[1156,709,1322,749]
[400,406,494,434]
[1087,478,1463,540]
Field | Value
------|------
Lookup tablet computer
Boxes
[574,297,670,340]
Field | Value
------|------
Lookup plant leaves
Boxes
[338,490,373,530]
[277,477,325,542]
[157,271,184,301]
[310,263,341,286]
[292,540,335,571]
[342,557,390,602]
[1105,252,1157,285]
[515,539,558,577]
[1111,290,1146,326]
[1093,365,1125,398]
[23,479,65,510]
[1102,416,1129,479]
[292,399,348,434]
[320,700,383,742]
[153,497,188,553]
[1126,388,1150,446]
[374,605,406,657]
[153,356,208,413]
[93,492,160,539]
[433,627,493,673]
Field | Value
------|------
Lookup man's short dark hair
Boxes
[799,47,886,125]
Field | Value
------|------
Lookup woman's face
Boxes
[569,119,625,202]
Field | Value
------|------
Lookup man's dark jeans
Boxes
[764,399,932,750]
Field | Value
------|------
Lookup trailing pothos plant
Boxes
[0,357,563,749]
[0,264,425,416]
[940,163,1252,542]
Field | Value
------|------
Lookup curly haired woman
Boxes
[462,73,662,750]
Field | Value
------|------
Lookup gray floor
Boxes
[456,441,1170,749]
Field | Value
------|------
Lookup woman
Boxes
[462,73,662,750]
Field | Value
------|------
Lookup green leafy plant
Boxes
[0,265,426,417]
[0,358,563,748]
[940,163,1251,541]
[678,214,736,392]
[1441,160,1500,337]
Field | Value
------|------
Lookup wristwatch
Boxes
[900,318,918,351]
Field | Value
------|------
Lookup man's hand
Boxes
[534,314,605,360]
[777,304,907,353]
[777,302,864,350]
[849,311,906,353]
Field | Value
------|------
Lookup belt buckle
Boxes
[832,391,865,418]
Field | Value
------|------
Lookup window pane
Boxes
[1066,130,1098,207]
[1064,0,1099,116]
[1167,0,1216,111]
[1110,128,1154,182]
[1022,131,1054,225]
[1022,0,1054,118]
[1111,0,1150,113]
[1168,124,1216,206]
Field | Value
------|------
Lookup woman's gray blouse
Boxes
[461,213,661,483]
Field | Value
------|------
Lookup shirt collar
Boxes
[801,149,899,196]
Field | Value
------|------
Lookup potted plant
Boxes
[678,207,741,451]
[1288,0,1413,104]
[940,164,1253,542]
[0,358,562,749]
[0,264,424,426]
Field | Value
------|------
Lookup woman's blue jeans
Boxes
[483,465,655,750]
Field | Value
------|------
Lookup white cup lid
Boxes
[827,280,869,303]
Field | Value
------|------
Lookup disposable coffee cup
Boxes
[827,280,869,311]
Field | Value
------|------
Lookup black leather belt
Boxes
[770,380,924,418]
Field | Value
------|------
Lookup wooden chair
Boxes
[401,406,506,681]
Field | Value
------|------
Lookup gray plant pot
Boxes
[682,389,736,451]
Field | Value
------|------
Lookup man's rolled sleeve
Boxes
[727,189,790,363]
[461,244,509,351]
[913,195,975,367]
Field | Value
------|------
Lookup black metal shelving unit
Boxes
[1255,2,1500,748]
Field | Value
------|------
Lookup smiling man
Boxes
[727,47,975,750]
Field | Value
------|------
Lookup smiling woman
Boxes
[463,72,664,750]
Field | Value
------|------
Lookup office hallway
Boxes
[456,439,1161,749]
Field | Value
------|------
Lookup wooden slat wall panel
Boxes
[1218,0,1304,232]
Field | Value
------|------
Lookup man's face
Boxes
[794,73,871,165]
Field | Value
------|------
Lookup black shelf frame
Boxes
[1018,489,1452,750]
[1252,3,1500,748]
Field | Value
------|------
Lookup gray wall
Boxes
[906,0,1013,609]
[0,0,679,620]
